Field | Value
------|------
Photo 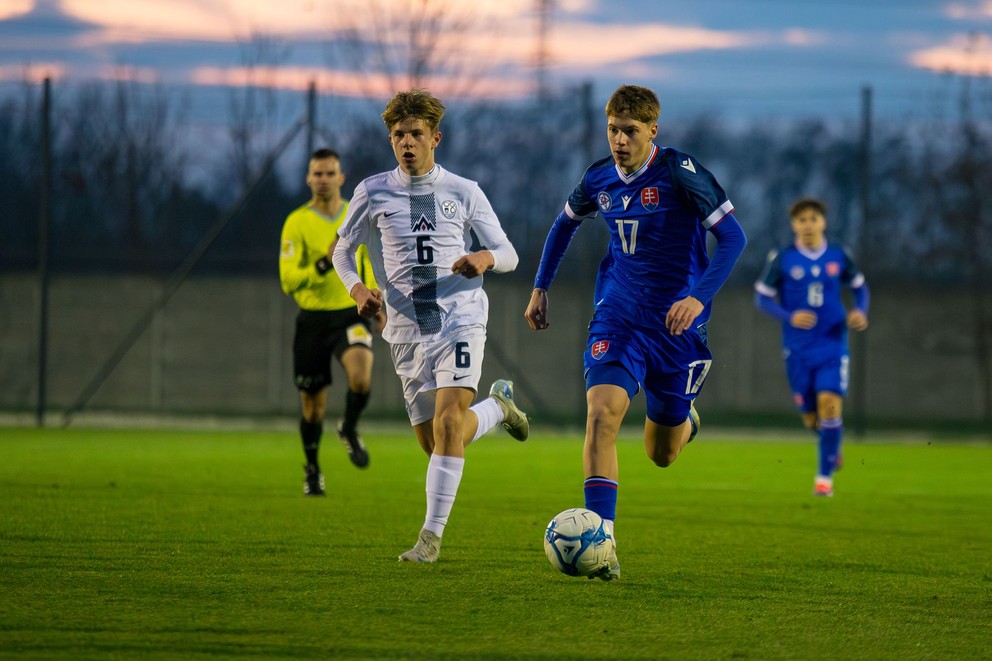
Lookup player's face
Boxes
[607,115,658,174]
[389,118,441,176]
[306,157,344,201]
[790,209,827,249]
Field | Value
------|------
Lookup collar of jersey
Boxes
[614,144,659,185]
[795,240,828,261]
[395,165,441,188]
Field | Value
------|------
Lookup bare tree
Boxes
[322,0,512,100]
[225,32,293,192]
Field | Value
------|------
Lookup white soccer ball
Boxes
[543,508,613,577]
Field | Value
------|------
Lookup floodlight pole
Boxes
[852,85,872,438]
[36,77,52,427]
[306,80,316,159]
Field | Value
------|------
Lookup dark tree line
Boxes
[1,77,989,287]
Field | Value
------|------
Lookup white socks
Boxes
[423,454,465,537]
[467,397,503,444]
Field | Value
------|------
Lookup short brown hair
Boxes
[605,85,660,124]
[788,197,828,218]
[310,148,341,161]
[381,89,446,133]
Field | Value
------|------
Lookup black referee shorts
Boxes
[293,308,373,393]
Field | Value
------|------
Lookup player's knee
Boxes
[348,377,372,393]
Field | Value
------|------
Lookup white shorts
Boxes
[389,325,487,426]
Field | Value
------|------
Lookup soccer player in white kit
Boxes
[331,89,529,563]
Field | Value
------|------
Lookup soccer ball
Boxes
[543,508,613,577]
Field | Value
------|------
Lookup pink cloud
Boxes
[910,33,992,75]
[189,65,533,99]
[0,61,67,82]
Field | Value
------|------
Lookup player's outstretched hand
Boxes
[847,309,868,331]
[666,296,703,336]
[790,310,818,330]
[451,251,494,278]
[525,289,550,331]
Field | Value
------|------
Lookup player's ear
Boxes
[650,122,658,139]
[433,131,442,149]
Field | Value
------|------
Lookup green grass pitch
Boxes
[1,425,989,660]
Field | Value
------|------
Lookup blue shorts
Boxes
[583,316,712,427]
[785,352,849,413]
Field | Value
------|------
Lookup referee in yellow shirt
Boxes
[279,148,384,496]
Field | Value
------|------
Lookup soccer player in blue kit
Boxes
[754,197,869,497]
[524,84,747,580]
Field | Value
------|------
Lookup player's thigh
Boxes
[293,310,334,392]
[642,329,711,428]
[785,354,817,414]
[812,354,850,400]
[432,325,486,392]
[390,342,436,427]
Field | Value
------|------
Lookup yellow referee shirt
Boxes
[279,201,377,311]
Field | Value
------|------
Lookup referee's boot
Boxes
[337,420,370,468]
[303,463,325,496]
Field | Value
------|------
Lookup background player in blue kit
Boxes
[524,84,747,580]
[754,197,869,497]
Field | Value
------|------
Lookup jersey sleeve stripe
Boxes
[564,201,596,222]
[702,200,735,229]
[754,281,777,297]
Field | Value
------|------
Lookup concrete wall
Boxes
[1,273,989,427]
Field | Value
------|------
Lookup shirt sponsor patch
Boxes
[826,262,840,276]
[280,239,295,258]
[591,340,610,360]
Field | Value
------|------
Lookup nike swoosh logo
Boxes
[452,374,471,381]
[384,210,401,217]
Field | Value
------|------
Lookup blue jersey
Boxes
[565,144,734,328]
[755,242,865,359]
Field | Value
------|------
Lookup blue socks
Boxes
[584,476,618,522]
[818,417,843,477]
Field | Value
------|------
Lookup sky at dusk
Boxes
[0,0,991,120]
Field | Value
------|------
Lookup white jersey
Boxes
[333,165,518,344]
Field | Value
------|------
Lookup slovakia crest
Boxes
[590,340,610,360]
[597,191,612,212]
[641,187,659,211]
[790,266,805,280]
[441,200,457,219]
[826,262,840,277]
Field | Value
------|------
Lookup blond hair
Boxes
[381,89,446,133]
[605,85,660,124]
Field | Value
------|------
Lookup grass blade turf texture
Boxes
[0,427,989,660]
